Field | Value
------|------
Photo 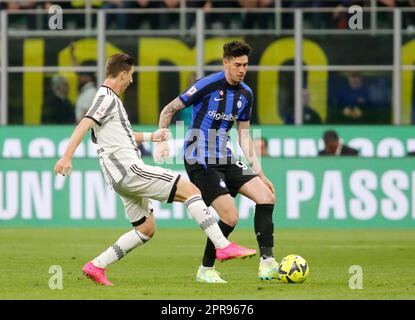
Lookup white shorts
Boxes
[100,151,180,225]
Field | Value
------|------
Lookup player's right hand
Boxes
[54,158,72,177]
[154,141,170,164]
[152,128,171,142]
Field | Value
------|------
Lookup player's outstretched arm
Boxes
[154,97,185,163]
[133,129,171,144]
[54,117,95,176]
[158,97,186,129]
[237,120,275,194]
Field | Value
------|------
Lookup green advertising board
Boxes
[1,157,414,229]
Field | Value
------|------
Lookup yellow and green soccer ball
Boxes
[278,254,309,284]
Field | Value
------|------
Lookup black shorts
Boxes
[184,159,257,206]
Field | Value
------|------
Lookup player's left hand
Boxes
[152,128,171,142]
[54,157,72,177]
[259,173,275,194]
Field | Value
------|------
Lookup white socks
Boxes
[92,229,150,269]
[184,195,231,249]
[91,195,230,269]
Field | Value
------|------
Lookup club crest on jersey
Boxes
[237,100,243,109]
[219,179,227,188]
[186,86,198,97]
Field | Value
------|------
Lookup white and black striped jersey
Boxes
[85,85,143,184]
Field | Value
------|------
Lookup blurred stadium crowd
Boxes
[2,1,415,30]
[2,1,413,127]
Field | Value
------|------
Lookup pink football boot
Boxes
[216,242,257,261]
[82,262,114,286]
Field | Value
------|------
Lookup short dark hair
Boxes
[223,41,252,60]
[323,130,339,144]
[105,53,134,78]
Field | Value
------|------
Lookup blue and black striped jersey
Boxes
[179,71,253,164]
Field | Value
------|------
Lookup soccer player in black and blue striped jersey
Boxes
[156,41,278,283]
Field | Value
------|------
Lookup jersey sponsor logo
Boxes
[186,86,198,97]
[208,110,238,121]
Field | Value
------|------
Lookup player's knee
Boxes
[175,179,201,202]
[188,182,201,196]
[266,192,276,204]
[182,181,201,198]
[147,229,156,239]
[135,216,156,238]
[220,208,239,227]
[223,215,238,227]
[135,224,156,239]
[256,190,275,205]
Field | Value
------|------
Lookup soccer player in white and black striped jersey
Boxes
[54,53,256,286]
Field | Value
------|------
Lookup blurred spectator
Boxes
[103,0,127,29]
[238,0,274,29]
[70,44,98,122]
[204,0,240,29]
[318,130,359,156]
[254,137,268,157]
[123,0,161,30]
[7,0,37,29]
[68,0,103,29]
[302,89,322,124]
[329,71,371,124]
[376,0,395,28]
[159,0,181,29]
[399,1,415,31]
[407,150,415,156]
[75,62,97,122]
[42,75,76,124]
[306,1,340,29]
[281,89,322,125]
[282,0,341,29]
[186,0,210,28]
[7,1,36,10]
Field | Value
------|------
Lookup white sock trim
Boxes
[92,229,149,269]
[185,196,230,249]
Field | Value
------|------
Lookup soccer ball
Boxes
[278,254,309,284]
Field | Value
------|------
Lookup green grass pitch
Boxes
[0,228,414,300]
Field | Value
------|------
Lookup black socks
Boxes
[254,204,275,258]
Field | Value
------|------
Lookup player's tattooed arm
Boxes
[158,97,185,128]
